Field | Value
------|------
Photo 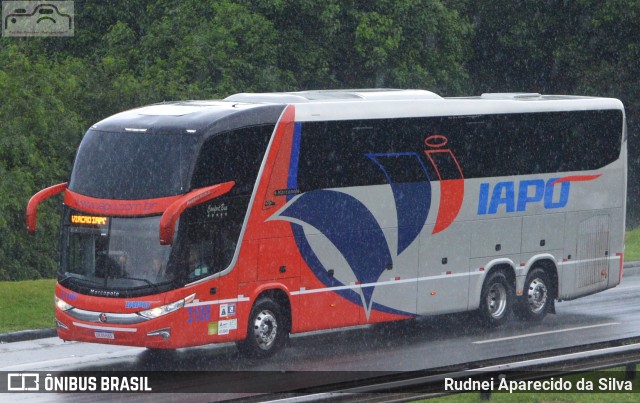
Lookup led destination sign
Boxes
[70,214,108,226]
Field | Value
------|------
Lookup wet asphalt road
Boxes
[3,274,640,400]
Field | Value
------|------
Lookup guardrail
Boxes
[249,266,640,402]
[261,337,640,402]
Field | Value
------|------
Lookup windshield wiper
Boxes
[125,277,160,294]
[58,274,93,287]
[58,275,72,286]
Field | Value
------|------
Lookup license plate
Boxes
[95,331,114,339]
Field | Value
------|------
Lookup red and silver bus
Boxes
[28,90,627,357]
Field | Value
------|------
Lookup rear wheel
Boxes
[516,267,552,321]
[237,297,288,358]
[479,270,514,326]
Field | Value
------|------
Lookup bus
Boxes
[27,89,627,357]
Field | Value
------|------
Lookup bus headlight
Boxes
[138,294,195,319]
[55,296,74,311]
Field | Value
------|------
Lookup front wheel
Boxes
[479,270,514,326]
[236,297,288,358]
[516,267,552,321]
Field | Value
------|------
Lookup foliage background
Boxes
[0,0,637,280]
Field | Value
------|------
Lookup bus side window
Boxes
[191,125,272,195]
[186,232,231,275]
[187,125,271,277]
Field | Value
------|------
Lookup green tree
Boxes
[459,0,640,224]
[564,1,640,226]
[0,44,86,280]
[140,0,288,97]
[242,0,472,94]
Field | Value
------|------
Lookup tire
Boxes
[516,267,552,322]
[236,297,288,358]
[479,270,514,326]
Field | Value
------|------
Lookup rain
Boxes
[1,1,639,400]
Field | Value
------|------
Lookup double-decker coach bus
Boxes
[27,89,627,357]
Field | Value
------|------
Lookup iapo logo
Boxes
[477,175,601,215]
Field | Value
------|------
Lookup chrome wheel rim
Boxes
[527,278,548,314]
[487,282,507,319]
[252,309,278,351]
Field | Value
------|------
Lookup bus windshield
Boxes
[69,129,199,200]
[59,212,176,294]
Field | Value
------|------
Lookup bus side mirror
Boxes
[26,182,68,233]
[159,181,235,245]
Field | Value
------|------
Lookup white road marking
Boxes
[473,322,620,344]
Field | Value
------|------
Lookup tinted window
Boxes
[296,110,622,190]
[448,110,623,178]
[179,125,273,280]
[69,129,198,199]
[58,209,176,297]
[191,125,273,195]
[174,195,248,279]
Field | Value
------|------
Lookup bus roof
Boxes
[92,89,624,132]
[225,89,624,122]
[91,101,286,134]
[224,89,443,103]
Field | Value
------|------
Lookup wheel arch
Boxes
[489,262,517,286]
[236,287,292,358]
[252,286,292,333]
[523,256,559,299]
[469,258,516,311]
[478,262,516,326]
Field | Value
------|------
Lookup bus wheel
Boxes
[516,268,551,321]
[237,297,287,358]
[479,270,513,326]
